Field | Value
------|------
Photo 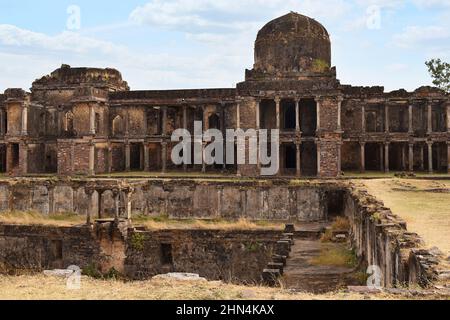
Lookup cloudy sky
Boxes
[0,0,449,92]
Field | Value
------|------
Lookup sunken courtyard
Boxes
[0,12,449,296]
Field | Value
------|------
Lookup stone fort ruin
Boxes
[0,12,448,178]
[0,12,449,294]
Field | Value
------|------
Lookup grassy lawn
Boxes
[0,212,85,227]
[0,275,432,300]
[361,179,450,255]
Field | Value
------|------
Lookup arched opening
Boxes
[300,99,317,137]
[365,143,382,171]
[130,143,143,171]
[208,114,220,130]
[282,144,296,175]
[281,99,296,130]
[260,99,276,129]
[147,109,162,135]
[301,141,318,176]
[112,115,124,136]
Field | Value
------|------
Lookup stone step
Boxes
[284,224,296,233]
[275,240,291,257]
[272,255,287,266]
[267,262,284,275]
[262,269,281,286]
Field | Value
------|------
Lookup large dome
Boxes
[254,12,331,75]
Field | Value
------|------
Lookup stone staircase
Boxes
[262,223,360,293]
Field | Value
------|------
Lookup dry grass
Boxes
[0,274,422,300]
[310,245,357,268]
[362,179,450,255]
[0,212,283,231]
[134,216,284,231]
[0,211,85,227]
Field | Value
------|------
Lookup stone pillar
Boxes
[125,188,133,221]
[384,143,390,173]
[427,142,433,173]
[144,143,150,171]
[317,142,321,176]
[162,106,168,136]
[112,189,120,223]
[107,145,113,173]
[337,97,343,131]
[420,145,425,171]
[21,105,28,136]
[379,144,384,171]
[89,104,95,135]
[275,97,281,129]
[401,144,407,171]
[256,99,260,130]
[409,143,414,172]
[360,142,366,173]
[161,142,167,173]
[316,97,321,130]
[296,143,301,177]
[89,143,95,176]
[97,190,103,219]
[0,110,4,135]
[408,105,413,134]
[427,103,433,134]
[236,101,240,128]
[447,142,450,173]
[295,99,300,132]
[125,142,130,172]
[182,106,188,172]
[20,143,28,175]
[361,105,366,133]
[84,188,95,225]
[202,142,206,173]
[46,185,56,215]
[447,104,450,133]
[385,104,389,133]
[337,142,342,175]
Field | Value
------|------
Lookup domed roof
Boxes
[254,12,331,75]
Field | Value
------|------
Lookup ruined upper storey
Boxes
[250,12,332,81]
[31,64,130,92]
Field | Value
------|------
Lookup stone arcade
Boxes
[0,12,449,178]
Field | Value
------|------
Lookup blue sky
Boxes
[1,0,450,92]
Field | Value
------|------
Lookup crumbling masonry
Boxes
[0,12,449,178]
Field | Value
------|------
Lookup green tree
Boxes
[425,58,450,93]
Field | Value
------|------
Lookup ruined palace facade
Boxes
[0,12,449,178]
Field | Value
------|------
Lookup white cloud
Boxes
[412,0,450,9]
[392,25,450,49]
[129,0,351,33]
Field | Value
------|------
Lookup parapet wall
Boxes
[125,229,279,282]
[0,179,342,222]
[344,185,442,288]
[0,222,279,283]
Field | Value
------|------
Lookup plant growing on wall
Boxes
[130,232,146,251]
[425,58,450,93]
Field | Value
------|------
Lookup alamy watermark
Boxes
[66,5,81,30]
[171,121,280,176]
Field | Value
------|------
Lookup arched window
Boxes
[112,115,124,136]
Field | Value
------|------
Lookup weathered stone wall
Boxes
[0,179,338,222]
[0,222,279,283]
[343,186,442,288]
[0,224,101,272]
[125,229,279,282]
